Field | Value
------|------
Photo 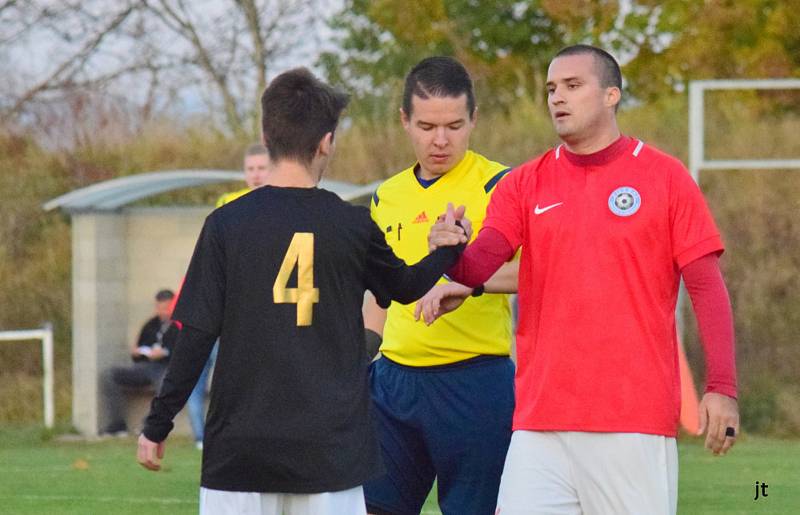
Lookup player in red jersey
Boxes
[425,45,739,514]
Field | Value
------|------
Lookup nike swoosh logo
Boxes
[534,202,563,215]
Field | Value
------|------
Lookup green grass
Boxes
[0,427,797,514]
[673,436,800,514]
[0,426,200,514]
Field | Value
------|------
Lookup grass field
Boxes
[0,426,798,514]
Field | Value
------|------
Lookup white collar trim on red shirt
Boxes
[632,139,644,157]
[556,138,644,161]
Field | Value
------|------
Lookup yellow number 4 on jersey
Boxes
[273,232,319,326]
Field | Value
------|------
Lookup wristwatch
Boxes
[471,284,485,297]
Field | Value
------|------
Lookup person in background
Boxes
[101,289,178,435]
[215,143,271,207]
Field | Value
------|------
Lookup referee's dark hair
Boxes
[554,45,622,110]
[402,56,476,119]
[260,68,350,167]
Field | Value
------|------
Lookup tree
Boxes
[0,0,326,139]
[321,0,565,115]
[321,0,672,114]
[322,0,800,114]
[612,0,800,100]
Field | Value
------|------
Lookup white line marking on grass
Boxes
[2,494,197,505]
[2,466,71,472]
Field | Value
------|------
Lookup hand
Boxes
[148,346,166,360]
[460,215,473,241]
[137,433,166,471]
[436,206,473,242]
[698,392,739,456]
[428,203,468,252]
[414,282,473,325]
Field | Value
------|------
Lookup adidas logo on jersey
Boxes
[413,211,429,224]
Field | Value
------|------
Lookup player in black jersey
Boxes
[136,68,468,515]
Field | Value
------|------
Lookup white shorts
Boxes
[199,485,366,515]
[496,431,678,515]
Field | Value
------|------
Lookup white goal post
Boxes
[678,78,800,334]
[688,78,800,181]
[0,323,54,428]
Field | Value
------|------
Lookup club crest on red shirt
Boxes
[608,186,641,217]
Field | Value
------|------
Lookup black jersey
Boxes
[143,185,463,493]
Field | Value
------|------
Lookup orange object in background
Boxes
[678,337,700,434]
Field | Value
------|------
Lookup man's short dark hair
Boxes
[260,68,350,166]
[554,44,622,91]
[402,56,476,119]
[244,143,268,157]
[155,289,174,302]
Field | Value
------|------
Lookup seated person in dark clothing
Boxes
[101,289,179,435]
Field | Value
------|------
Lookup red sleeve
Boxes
[169,276,184,312]
[682,253,737,398]
[668,159,724,268]
[447,227,515,287]
[482,165,526,250]
[170,277,185,330]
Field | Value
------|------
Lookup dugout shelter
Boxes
[45,170,379,437]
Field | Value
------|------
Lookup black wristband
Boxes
[471,284,485,297]
[364,328,382,360]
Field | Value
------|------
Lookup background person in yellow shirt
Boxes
[215,143,271,207]
[186,143,271,449]
[363,56,518,515]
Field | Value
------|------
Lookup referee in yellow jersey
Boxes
[363,57,518,515]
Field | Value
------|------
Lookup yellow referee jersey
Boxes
[371,150,513,366]
[216,187,251,208]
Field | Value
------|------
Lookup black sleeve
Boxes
[142,324,217,442]
[364,220,464,307]
[172,215,226,335]
[364,328,382,361]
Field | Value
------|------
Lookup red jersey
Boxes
[483,136,724,437]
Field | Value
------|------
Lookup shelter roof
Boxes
[43,170,380,212]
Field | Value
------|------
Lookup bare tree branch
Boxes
[234,0,268,134]
[2,0,326,137]
[0,0,18,16]
[146,0,245,134]
[4,4,137,118]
